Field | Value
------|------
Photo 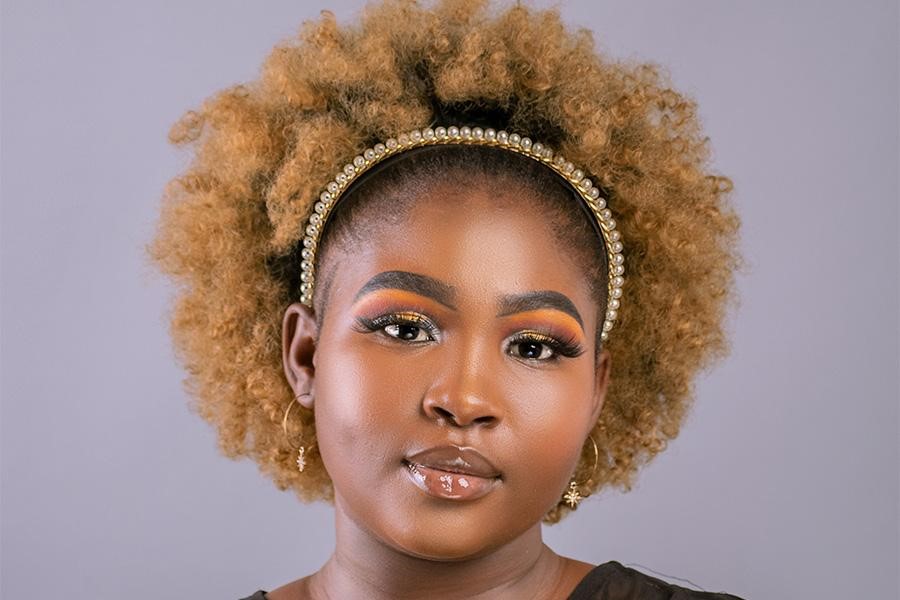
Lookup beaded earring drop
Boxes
[282,392,315,472]
[563,434,600,508]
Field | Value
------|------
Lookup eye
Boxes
[384,322,431,342]
[355,311,439,343]
[506,331,584,363]
[510,339,556,360]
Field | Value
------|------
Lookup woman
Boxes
[149,1,744,598]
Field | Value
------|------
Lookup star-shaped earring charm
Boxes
[563,480,583,508]
[296,447,307,472]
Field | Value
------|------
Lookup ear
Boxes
[589,348,612,428]
[282,302,319,409]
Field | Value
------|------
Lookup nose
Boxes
[421,357,504,429]
[422,388,502,428]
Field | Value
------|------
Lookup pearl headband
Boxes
[298,125,625,342]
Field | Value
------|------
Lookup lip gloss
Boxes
[404,461,500,501]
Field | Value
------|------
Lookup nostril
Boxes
[433,406,456,421]
[422,395,502,427]
[430,406,497,427]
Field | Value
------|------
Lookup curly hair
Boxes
[148,0,742,524]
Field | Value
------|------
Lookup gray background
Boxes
[2,1,897,599]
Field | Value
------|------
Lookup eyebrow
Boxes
[353,270,458,309]
[496,290,585,332]
[354,270,585,332]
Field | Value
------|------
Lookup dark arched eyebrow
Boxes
[354,271,583,332]
[353,270,458,309]
[496,291,584,332]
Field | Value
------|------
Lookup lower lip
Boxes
[403,461,500,501]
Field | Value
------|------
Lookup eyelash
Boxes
[354,312,584,362]
[507,330,584,362]
[355,312,440,343]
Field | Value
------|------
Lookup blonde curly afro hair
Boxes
[148,0,741,523]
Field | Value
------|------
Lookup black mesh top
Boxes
[237,561,745,599]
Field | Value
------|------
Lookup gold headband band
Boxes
[299,125,625,342]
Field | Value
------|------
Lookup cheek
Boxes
[311,335,421,478]
[502,366,597,511]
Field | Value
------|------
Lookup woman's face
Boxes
[283,182,611,560]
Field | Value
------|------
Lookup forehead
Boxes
[320,183,598,323]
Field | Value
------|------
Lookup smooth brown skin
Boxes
[277,183,611,600]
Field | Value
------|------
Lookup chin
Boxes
[388,530,503,562]
[377,505,525,562]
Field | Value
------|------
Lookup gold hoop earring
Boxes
[562,434,600,508]
[282,393,316,472]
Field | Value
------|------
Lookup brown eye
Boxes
[355,311,440,343]
[510,340,555,360]
[384,323,430,342]
[506,330,584,362]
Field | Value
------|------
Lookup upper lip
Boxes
[405,445,501,479]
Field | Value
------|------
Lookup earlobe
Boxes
[282,302,319,409]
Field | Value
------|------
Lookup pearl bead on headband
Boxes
[299,125,625,342]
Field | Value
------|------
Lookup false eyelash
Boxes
[354,311,440,341]
[508,330,585,361]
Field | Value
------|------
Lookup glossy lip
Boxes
[403,445,502,501]
[405,445,501,479]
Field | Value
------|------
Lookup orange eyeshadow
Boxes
[352,289,445,316]
[500,309,584,342]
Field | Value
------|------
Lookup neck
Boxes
[307,494,569,600]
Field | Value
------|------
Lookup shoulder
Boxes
[237,592,268,600]
[568,561,746,600]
